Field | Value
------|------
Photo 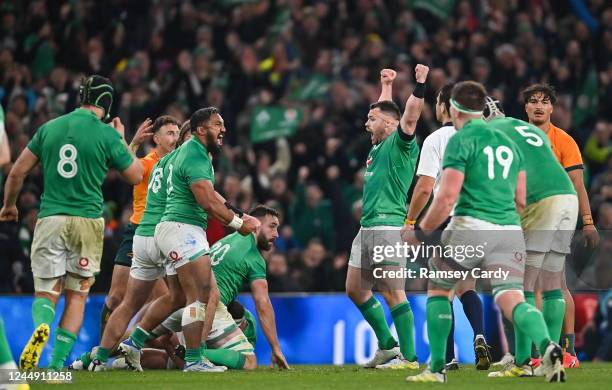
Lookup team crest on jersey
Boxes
[366,157,373,167]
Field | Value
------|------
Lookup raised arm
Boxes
[110,117,144,184]
[251,279,290,369]
[400,64,429,136]
[378,69,396,102]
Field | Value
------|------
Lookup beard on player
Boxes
[256,229,274,251]
[205,130,223,156]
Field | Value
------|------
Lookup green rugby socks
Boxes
[543,289,565,344]
[357,296,397,350]
[391,302,417,361]
[426,297,452,373]
[32,297,56,328]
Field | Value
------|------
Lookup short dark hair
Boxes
[190,107,219,132]
[249,204,281,220]
[369,100,401,120]
[522,83,557,104]
[152,115,180,133]
[437,83,453,114]
[451,81,486,112]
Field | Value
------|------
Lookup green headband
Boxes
[450,98,483,115]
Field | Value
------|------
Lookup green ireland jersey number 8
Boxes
[483,145,513,179]
[514,126,543,147]
[209,241,230,266]
[57,144,78,178]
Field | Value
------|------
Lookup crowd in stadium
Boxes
[0,0,610,302]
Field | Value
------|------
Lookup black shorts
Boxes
[114,223,138,267]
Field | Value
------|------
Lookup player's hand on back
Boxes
[111,117,126,140]
[380,69,397,86]
[414,64,429,84]
[0,205,18,222]
[271,349,290,370]
[238,214,261,236]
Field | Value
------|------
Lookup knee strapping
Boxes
[161,309,184,333]
[181,301,205,327]
[33,276,63,295]
[493,288,523,303]
[64,274,95,293]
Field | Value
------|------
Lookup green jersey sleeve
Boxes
[247,250,267,283]
[106,130,133,171]
[182,147,214,185]
[27,126,44,157]
[442,133,469,172]
[391,128,416,153]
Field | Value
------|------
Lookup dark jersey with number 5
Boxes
[27,108,133,218]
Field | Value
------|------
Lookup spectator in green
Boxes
[290,167,335,251]
[585,120,611,176]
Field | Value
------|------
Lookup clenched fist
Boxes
[238,214,261,236]
[0,205,18,222]
[414,64,429,83]
[380,69,397,86]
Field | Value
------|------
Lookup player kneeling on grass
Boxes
[116,205,289,370]
[404,81,565,383]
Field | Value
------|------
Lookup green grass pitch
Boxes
[32,363,612,390]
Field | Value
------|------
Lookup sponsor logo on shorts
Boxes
[513,252,524,264]
[169,251,182,262]
[78,257,89,269]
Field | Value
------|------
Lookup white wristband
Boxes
[228,214,244,230]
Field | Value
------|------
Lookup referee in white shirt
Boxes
[401,84,491,371]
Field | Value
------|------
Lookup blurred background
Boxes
[0,0,611,363]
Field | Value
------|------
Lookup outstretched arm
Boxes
[191,180,260,235]
[400,64,429,136]
[251,279,290,369]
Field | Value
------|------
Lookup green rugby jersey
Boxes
[27,108,133,218]
[160,137,214,228]
[135,150,178,237]
[489,117,575,205]
[361,129,419,227]
[443,119,524,226]
[210,232,267,306]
